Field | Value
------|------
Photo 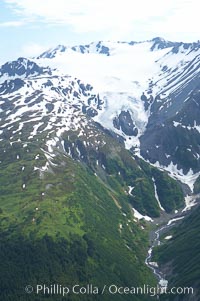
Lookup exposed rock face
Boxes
[113,110,138,136]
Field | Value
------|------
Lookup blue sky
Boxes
[0,0,199,64]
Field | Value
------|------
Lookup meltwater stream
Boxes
[145,214,189,289]
[143,193,200,301]
[145,193,200,288]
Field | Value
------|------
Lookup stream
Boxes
[145,221,178,284]
[145,193,200,290]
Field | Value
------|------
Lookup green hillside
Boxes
[0,122,184,301]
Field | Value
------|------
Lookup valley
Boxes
[0,37,199,300]
[146,192,200,284]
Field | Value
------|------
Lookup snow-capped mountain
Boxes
[0,57,107,174]
[37,37,200,191]
[0,37,200,191]
[2,37,200,301]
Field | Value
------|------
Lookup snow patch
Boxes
[154,161,200,192]
[132,207,153,222]
[152,177,165,211]
[182,195,198,212]
[128,186,134,196]
[164,235,173,240]
[167,216,184,226]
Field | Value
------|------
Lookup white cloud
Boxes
[4,0,200,41]
[20,42,48,57]
[0,20,25,27]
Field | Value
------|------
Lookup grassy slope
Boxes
[0,134,154,301]
[0,123,184,301]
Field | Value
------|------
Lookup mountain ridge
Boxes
[37,37,200,59]
[1,37,199,192]
[0,37,200,301]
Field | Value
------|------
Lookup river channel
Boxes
[145,193,200,291]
